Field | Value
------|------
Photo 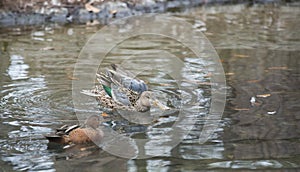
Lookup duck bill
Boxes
[152,99,170,111]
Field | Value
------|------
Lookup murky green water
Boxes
[1,4,300,171]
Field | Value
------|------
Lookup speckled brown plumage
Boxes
[81,64,170,112]
[45,115,104,144]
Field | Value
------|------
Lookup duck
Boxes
[81,64,170,112]
[45,115,104,145]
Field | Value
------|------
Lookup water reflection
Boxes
[209,160,283,169]
[7,55,29,80]
[0,24,92,171]
[195,4,300,170]
[75,24,213,158]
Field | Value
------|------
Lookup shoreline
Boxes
[0,0,293,27]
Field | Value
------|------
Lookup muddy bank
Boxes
[0,0,296,27]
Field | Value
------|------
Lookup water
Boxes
[0,3,300,171]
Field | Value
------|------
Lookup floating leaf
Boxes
[159,83,172,86]
[101,113,109,117]
[268,66,288,70]
[257,94,271,98]
[67,75,79,80]
[247,79,260,83]
[85,3,100,13]
[233,54,249,58]
[225,72,234,76]
[233,108,250,111]
[41,46,55,51]
[110,10,118,14]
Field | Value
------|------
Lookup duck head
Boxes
[136,91,170,112]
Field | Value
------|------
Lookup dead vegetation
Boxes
[0,0,142,13]
[0,0,94,13]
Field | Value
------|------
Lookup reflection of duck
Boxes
[45,115,104,144]
[82,64,170,112]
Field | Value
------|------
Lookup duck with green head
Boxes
[82,64,169,112]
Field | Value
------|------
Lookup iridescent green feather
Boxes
[102,85,112,97]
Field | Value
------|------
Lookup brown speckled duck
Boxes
[81,64,170,112]
[45,115,104,144]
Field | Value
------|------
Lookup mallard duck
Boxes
[45,115,104,144]
[82,64,170,112]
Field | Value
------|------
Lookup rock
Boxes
[0,0,283,27]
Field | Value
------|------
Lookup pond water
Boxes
[0,3,300,171]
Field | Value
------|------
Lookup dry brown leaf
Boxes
[256,94,271,98]
[85,3,100,13]
[101,113,109,117]
[225,72,234,76]
[80,147,87,151]
[67,75,79,80]
[110,10,117,14]
[80,145,97,151]
[233,54,249,58]
[159,83,171,86]
[247,79,260,83]
[254,102,262,106]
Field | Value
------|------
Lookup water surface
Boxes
[0,3,299,171]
